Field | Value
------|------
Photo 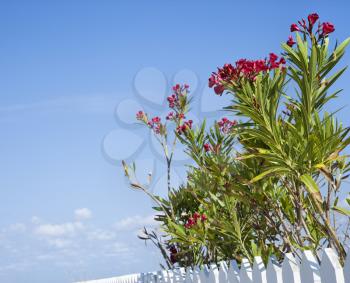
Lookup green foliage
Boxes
[123,20,350,267]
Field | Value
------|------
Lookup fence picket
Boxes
[267,257,283,283]
[320,248,344,283]
[252,256,267,283]
[184,268,192,283]
[160,270,169,283]
[75,248,348,283]
[192,267,201,283]
[209,263,219,283]
[281,253,300,283]
[168,270,174,283]
[198,265,209,283]
[239,258,253,283]
[218,261,228,283]
[227,260,240,283]
[300,250,320,283]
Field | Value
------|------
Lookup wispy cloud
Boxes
[114,215,157,231]
[74,208,92,221]
[0,209,160,281]
[34,222,84,238]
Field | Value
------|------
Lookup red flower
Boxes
[201,214,207,222]
[193,212,200,220]
[322,22,335,35]
[136,110,144,120]
[290,24,300,32]
[152,117,161,123]
[208,75,217,88]
[176,120,193,135]
[172,84,180,91]
[203,143,211,152]
[269,53,278,62]
[214,84,225,95]
[185,217,195,229]
[177,113,185,120]
[218,118,237,134]
[287,36,296,47]
[308,13,319,26]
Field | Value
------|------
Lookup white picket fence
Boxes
[75,248,350,283]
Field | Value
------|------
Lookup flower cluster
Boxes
[136,110,146,122]
[136,84,192,137]
[176,119,193,135]
[147,116,162,134]
[167,84,189,109]
[166,112,185,121]
[209,53,285,95]
[218,117,237,134]
[287,13,335,47]
[136,111,164,135]
[184,212,207,229]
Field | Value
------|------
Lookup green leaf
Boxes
[250,167,287,183]
[332,206,350,216]
[300,174,320,193]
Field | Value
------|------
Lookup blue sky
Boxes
[0,1,350,282]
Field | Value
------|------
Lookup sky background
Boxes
[1,1,350,282]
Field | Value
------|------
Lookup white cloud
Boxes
[87,229,115,241]
[74,208,92,221]
[34,222,83,238]
[114,215,157,231]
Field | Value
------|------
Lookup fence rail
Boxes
[75,248,350,283]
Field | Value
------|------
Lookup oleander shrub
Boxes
[123,13,350,268]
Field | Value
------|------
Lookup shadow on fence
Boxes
[75,248,350,283]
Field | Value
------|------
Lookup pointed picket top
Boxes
[192,266,201,283]
[218,261,228,283]
[208,263,219,283]
[267,256,283,283]
[344,250,350,283]
[227,260,240,283]
[281,253,300,283]
[320,248,345,283]
[252,256,267,283]
[198,265,209,283]
[300,250,321,283]
[240,258,253,283]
